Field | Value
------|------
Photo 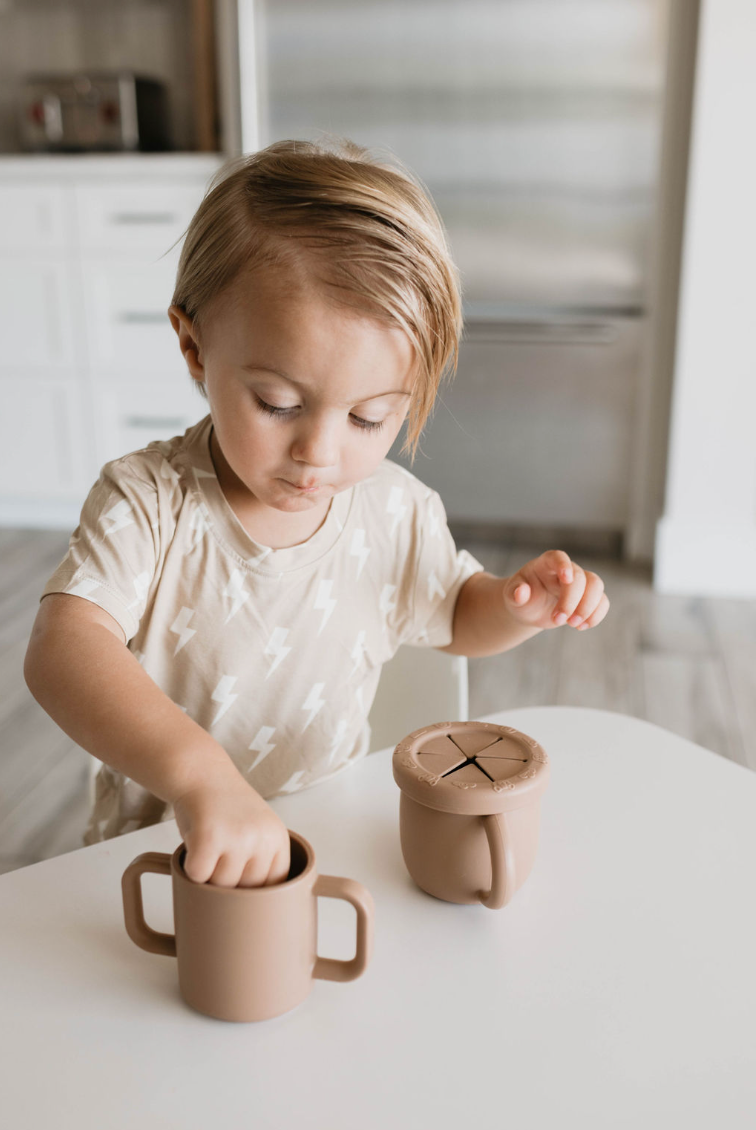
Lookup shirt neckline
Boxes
[183,415,354,574]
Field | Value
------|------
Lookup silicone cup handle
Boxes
[478,813,516,910]
[312,874,375,983]
[122,852,177,957]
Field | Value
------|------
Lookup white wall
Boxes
[654,0,756,596]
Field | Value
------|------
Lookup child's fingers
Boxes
[542,549,574,585]
[223,848,270,889]
[551,563,587,625]
[575,592,611,631]
[263,844,291,887]
[208,851,247,889]
[563,572,606,627]
[182,843,218,886]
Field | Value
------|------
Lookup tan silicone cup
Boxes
[121,830,374,1022]
[393,721,550,909]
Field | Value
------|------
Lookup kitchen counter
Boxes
[0,152,226,180]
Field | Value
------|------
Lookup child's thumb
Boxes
[507,577,530,606]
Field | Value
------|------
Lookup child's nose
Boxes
[290,418,339,469]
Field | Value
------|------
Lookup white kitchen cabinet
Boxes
[81,252,185,377]
[92,377,209,469]
[0,257,77,370]
[74,184,207,254]
[0,155,222,528]
[0,185,71,251]
[0,377,88,498]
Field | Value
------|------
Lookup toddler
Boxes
[24,138,609,889]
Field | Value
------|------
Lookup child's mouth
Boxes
[283,479,322,493]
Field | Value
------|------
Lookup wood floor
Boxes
[1,527,754,877]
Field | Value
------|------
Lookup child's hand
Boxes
[502,549,609,632]
[173,775,291,888]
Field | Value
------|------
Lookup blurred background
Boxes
[1,0,754,870]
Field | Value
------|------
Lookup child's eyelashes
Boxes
[351,415,385,433]
[253,395,385,433]
[253,395,296,419]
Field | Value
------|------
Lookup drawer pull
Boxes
[124,415,187,430]
[110,212,178,225]
[117,312,168,325]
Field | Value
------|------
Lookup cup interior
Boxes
[286,835,308,882]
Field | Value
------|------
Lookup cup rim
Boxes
[171,829,315,891]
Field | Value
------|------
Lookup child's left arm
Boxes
[439,549,609,658]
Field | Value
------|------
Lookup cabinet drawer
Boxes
[0,186,71,251]
[92,378,208,468]
[75,182,208,254]
[1,377,88,497]
[0,257,77,370]
[82,252,184,375]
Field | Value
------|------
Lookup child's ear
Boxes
[168,305,204,382]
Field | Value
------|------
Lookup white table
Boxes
[2,707,755,1129]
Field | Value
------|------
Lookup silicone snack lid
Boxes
[392,720,550,815]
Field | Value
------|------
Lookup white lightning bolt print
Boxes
[349,529,371,578]
[160,461,181,492]
[169,606,196,656]
[223,568,249,624]
[102,499,134,536]
[248,726,276,770]
[249,546,272,566]
[126,570,151,611]
[278,770,307,794]
[350,629,367,676]
[386,486,407,536]
[379,583,397,631]
[67,577,101,600]
[313,579,336,635]
[211,675,238,725]
[187,502,212,551]
[301,682,326,732]
[328,719,349,765]
[264,627,291,679]
[428,505,441,539]
[428,571,446,601]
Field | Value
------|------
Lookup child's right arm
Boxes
[23,593,291,888]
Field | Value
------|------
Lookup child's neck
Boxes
[228,495,332,551]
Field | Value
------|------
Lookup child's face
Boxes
[170,266,415,521]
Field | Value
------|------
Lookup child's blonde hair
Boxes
[170,137,462,461]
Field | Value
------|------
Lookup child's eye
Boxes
[254,395,297,418]
[254,394,384,434]
[350,415,385,433]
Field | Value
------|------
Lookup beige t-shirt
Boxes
[41,414,484,844]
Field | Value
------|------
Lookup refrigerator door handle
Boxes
[463,320,622,346]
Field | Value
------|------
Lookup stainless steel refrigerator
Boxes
[238,0,670,539]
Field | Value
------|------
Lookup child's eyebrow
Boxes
[242,365,411,405]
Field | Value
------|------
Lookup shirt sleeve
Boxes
[399,487,485,649]
[39,460,161,644]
